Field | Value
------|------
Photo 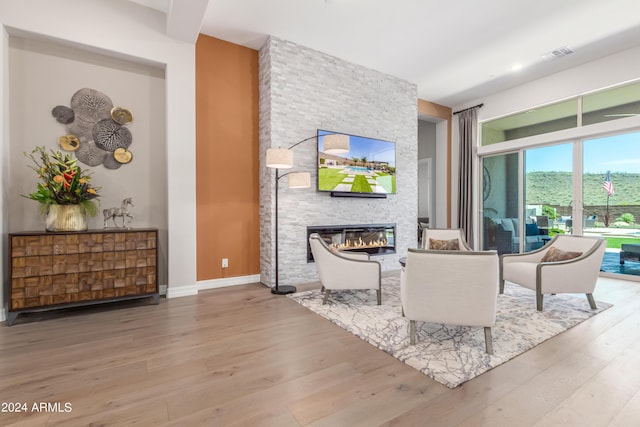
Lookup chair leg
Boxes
[322,289,331,305]
[484,327,494,355]
[536,292,543,311]
[586,293,597,309]
[320,285,325,293]
[499,279,505,294]
[376,289,381,305]
[409,320,416,345]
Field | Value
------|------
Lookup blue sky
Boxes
[318,131,396,166]
[525,131,640,173]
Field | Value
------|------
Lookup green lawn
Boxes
[375,172,396,193]
[318,168,347,191]
[351,175,372,193]
[604,236,640,249]
[318,167,396,193]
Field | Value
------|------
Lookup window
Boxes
[481,80,640,146]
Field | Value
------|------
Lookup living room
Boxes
[2,1,640,425]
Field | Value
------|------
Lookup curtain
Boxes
[457,107,479,247]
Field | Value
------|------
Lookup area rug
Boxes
[288,276,612,388]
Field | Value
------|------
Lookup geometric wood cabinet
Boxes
[7,228,159,326]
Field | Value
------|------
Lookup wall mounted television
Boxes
[317,129,396,198]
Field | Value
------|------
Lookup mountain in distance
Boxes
[525,171,640,206]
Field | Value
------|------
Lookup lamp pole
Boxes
[272,169,297,295]
[267,132,349,295]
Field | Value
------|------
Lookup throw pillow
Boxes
[526,223,540,236]
[541,246,583,262]
[429,238,460,251]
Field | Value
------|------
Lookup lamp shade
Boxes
[288,172,311,188]
[266,148,293,168]
[323,134,350,154]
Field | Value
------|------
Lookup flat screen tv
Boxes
[317,129,396,196]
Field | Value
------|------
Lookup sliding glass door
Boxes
[481,130,640,278]
[481,144,573,255]
[524,143,574,247]
[583,131,640,277]
[481,153,519,253]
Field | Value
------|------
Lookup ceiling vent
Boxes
[542,46,574,61]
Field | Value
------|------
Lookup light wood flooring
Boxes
[1,273,640,426]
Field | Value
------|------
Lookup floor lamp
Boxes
[266,133,350,295]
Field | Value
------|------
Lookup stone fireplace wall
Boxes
[259,37,418,287]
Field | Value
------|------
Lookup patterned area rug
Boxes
[288,276,612,388]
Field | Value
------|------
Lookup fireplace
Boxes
[306,223,396,262]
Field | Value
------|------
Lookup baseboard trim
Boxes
[166,285,199,298]
[198,274,261,291]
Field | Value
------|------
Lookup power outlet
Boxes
[222,258,229,268]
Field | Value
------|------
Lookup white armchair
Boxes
[400,248,499,354]
[500,234,606,311]
[309,233,382,305]
[421,228,472,251]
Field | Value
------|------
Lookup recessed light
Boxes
[511,63,523,72]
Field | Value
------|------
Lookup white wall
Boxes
[476,45,640,122]
[1,26,9,320]
[0,0,198,320]
[8,37,166,231]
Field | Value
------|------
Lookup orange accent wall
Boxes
[195,35,260,281]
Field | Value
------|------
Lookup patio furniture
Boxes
[494,218,546,254]
[309,233,382,305]
[535,215,550,230]
[584,215,597,228]
[500,235,606,311]
[620,243,640,265]
[400,248,499,353]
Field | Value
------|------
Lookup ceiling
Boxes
[132,0,640,108]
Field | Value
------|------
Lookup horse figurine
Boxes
[103,197,134,228]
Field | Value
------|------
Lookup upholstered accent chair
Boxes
[400,248,499,354]
[500,235,606,311]
[421,228,472,251]
[308,233,382,305]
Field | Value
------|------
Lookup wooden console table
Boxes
[7,228,159,326]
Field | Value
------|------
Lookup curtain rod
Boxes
[453,103,484,115]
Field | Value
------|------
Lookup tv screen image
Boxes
[317,130,396,195]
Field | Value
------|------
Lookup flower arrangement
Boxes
[24,146,100,216]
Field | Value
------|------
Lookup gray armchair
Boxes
[309,233,382,305]
[401,248,499,353]
[500,235,606,311]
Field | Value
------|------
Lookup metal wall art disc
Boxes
[51,105,75,124]
[113,148,133,164]
[53,88,134,169]
[92,118,133,152]
[58,134,80,151]
[102,154,123,170]
[111,107,133,125]
[75,141,109,167]
[70,88,114,122]
[66,116,94,141]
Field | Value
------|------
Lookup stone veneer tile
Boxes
[260,36,418,288]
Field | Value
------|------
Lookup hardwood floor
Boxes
[1,274,639,426]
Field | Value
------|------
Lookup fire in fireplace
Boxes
[306,223,396,262]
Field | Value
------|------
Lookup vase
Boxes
[45,204,88,232]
